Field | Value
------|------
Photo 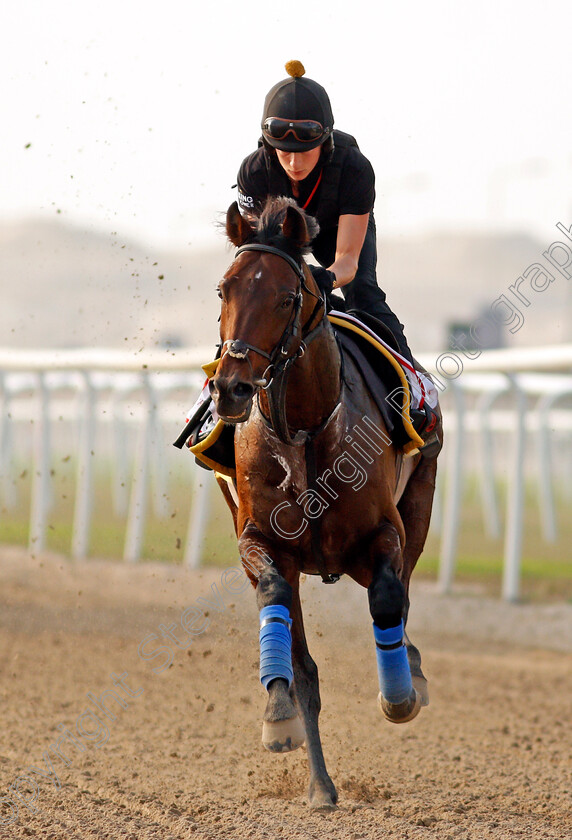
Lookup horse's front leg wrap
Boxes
[373,618,412,704]
[257,594,304,753]
[259,605,293,689]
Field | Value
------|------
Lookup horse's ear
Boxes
[281,203,310,249]
[226,201,253,247]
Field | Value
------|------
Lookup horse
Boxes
[207,196,440,811]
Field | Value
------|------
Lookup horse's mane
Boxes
[253,197,320,263]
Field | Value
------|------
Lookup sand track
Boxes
[0,548,571,840]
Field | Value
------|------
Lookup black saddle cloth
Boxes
[330,312,411,449]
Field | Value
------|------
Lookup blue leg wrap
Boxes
[259,605,293,690]
[373,620,412,704]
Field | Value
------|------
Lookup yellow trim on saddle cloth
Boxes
[189,417,236,477]
[201,359,220,378]
[327,314,424,454]
[188,357,237,478]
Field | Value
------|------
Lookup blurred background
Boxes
[2,0,572,353]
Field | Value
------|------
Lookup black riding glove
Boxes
[309,265,336,297]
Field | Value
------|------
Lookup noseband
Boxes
[222,243,327,444]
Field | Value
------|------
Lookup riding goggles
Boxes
[263,117,328,144]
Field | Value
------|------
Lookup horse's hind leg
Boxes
[367,523,422,724]
[289,577,338,811]
[397,454,439,707]
[398,455,438,590]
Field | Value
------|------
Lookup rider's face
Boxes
[276,147,322,182]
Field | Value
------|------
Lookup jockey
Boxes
[236,60,413,365]
[234,60,440,452]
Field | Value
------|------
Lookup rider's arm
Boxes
[328,213,370,288]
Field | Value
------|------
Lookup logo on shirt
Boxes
[238,191,254,208]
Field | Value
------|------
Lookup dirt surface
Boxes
[0,547,571,840]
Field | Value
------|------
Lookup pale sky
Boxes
[2,0,572,249]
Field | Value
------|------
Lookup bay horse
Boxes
[208,197,440,811]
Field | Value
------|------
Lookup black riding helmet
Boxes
[261,61,334,153]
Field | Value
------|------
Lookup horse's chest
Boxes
[239,444,307,497]
[234,406,389,562]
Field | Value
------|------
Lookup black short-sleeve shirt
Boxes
[236,132,375,267]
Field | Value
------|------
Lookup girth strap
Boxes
[304,437,340,585]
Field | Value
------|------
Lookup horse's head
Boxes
[210,198,322,424]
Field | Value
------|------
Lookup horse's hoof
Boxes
[308,779,338,812]
[411,674,429,707]
[262,716,305,752]
[405,636,430,707]
[310,797,337,813]
[378,688,422,724]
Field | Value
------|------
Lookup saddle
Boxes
[328,310,436,455]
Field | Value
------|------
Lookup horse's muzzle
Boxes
[209,375,255,423]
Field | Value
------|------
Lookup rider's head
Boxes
[261,61,334,155]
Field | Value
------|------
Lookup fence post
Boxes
[535,388,572,543]
[110,396,130,517]
[0,373,17,511]
[475,387,506,539]
[71,372,97,559]
[149,379,169,520]
[184,464,210,568]
[438,381,465,593]
[501,377,527,602]
[123,374,152,562]
[29,373,51,553]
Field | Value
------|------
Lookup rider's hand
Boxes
[309,265,337,297]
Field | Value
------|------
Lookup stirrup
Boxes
[410,404,437,435]
[419,431,441,459]
[410,405,441,459]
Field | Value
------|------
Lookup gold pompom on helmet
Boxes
[261,61,334,152]
[284,59,306,78]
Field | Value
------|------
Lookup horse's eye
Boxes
[281,295,294,309]
[216,288,223,300]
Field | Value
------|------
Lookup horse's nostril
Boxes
[209,376,254,412]
[232,381,255,401]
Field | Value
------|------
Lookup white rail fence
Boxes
[1,345,571,601]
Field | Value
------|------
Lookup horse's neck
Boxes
[274,323,341,432]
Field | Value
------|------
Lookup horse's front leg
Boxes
[255,565,306,753]
[238,530,305,753]
[239,530,336,810]
[367,523,422,724]
[289,576,338,811]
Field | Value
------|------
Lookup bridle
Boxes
[221,243,328,445]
